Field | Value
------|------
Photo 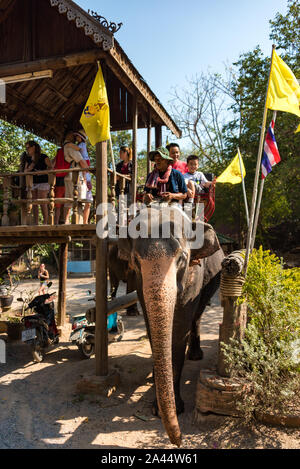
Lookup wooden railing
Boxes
[0,167,131,227]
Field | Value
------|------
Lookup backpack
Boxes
[53,148,71,178]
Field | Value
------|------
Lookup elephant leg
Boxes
[187,272,221,360]
[126,270,140,316]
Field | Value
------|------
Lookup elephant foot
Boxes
[126,306,140,316]
[151,396,184,417]
[187,347,203,361]
[187,335,203,360]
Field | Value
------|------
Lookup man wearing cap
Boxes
[166,143,188,175]
[143,147,187,204]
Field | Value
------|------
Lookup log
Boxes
[86,291,138,323]
[221,249,245,277]
[0,50,105,79]
[218,250,247,377]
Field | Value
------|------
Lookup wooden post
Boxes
[95,140,108,376]
[155,125,162,148]
[1,177,10,226]
[57,241,68,327]
[131,94,138,207]
[25,174,33,225]
[147,109,152,175]
[218,250,247,377]
[72,170,79,225]
[48,173,56,226]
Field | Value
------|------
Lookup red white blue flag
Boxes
[261,120,281,179]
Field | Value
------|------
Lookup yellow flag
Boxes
[216,153,246,184]
[80,65,110,145]
[266,50,300,118]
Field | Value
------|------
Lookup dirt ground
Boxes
[0,277,299,450]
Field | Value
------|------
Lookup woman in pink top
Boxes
[166,143,188,174]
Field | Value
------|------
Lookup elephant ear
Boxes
[190,222,221,263]
[117,237,132,262]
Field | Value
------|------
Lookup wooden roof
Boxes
[0,0,181,143]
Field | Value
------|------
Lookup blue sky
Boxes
[76,0,288,150]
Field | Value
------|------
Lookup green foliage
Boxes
[221,248,300,421]
[0,119,57,173]
[33,244,60,270]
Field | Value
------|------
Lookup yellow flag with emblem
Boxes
[216,153,246,184]
[266,50,300,118]
[80,65,110,145]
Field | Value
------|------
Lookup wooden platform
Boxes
[0,224,97,245]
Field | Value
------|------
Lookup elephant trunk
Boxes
[141,257,182,447]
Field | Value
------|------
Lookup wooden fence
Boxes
[0,167,131,226]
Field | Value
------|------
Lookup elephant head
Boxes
[118,205,221,446]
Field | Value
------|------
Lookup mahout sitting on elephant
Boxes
[117,202,224,447]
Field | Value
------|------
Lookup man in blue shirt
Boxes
[143,147,187,204]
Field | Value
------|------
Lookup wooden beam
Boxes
[95,140,108,376]
[0,49,105,78]
[155,125,162,148]
[0,238,71,246]
[131,94,138,206]
[147,109,152,175]
[109,44,182,138]
[57,242,68,327]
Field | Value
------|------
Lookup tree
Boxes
[170,0,300,249]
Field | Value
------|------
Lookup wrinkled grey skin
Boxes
[108,244,139,315]
[118,206,224,446]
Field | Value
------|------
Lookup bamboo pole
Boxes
[237,147,249,227]
[243,45,276,275]
[250,111,277,250]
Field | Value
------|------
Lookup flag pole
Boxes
[237,147,249,227]
[243,45,276,275]
[250,111,277,251]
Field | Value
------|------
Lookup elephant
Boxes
[108,244,139,315]
[117,204,224,447]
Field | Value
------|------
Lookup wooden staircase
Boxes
[0,245,33,277]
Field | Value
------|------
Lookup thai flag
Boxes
[261,120,281,179]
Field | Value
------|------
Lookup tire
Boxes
[117,318,125,341]
[78,334,94,359]
[31,329,44,362]
[32,345,43,362]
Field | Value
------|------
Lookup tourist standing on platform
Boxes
[24,141,52,225]
[115,146,133,203]
[73,129,93,224]
[54,131,89,225]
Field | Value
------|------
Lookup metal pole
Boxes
[237,147,249,228]
[250,111,277,250]
[243,45,276,275]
